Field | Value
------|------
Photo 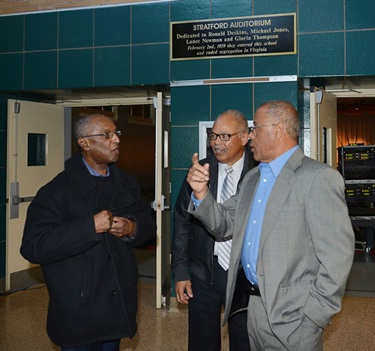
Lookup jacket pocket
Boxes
[270,280,314,349]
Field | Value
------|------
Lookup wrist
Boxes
[194,188,208,200]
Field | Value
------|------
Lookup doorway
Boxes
[63,93,172,308]
[6,91,171,308]
[309,87,375,296]
[70,103,157,281]
[336,96,375,147]
[336,96,375,296]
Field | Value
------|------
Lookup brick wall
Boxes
[0,0,157,15]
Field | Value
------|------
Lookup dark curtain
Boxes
[337,106,375,147]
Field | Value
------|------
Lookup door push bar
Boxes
[152,195,170,211]
[8,182,35,219]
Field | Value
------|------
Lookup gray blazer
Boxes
[189,148,354,347]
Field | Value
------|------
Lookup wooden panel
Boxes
[0,0,161,15]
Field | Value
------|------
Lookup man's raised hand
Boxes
[186,153,210,199]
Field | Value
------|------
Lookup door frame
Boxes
[152,92,171,308]
[310,87,375,166]
[310,89,337,166]
[58,95,171,308]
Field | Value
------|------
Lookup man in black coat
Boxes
[171,110,255,351]
[21,114,156,351]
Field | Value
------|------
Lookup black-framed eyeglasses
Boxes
[207,131,243,141]
[249,124,277,134]
[82,130,121,139]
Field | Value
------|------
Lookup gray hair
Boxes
[73,114,108,143]
[216,109,249,132]
[257,100,300,138]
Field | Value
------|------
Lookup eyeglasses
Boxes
[249,124,277,135]
[82,130,121,139]
[207,131,243,141]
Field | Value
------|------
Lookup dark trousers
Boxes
[188,257,250,351]
[61,340,120,351]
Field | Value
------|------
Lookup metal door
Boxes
[153,92,171,308]
[6,99,64,292]
[57,94,171,308]
[310,90,338,167]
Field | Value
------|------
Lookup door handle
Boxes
[10,195,35,206]
[9,182,35,219]
[152,195,170,211]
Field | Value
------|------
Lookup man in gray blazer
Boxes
[186,100,355,351]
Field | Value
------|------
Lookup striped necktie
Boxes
[217,166,234,271]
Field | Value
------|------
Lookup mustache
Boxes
[213,146,227,151]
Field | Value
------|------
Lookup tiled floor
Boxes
[346,250,375,297]
[0,248,374,351]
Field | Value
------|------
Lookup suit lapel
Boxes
[258,149,304,257]
[209,159,219,199]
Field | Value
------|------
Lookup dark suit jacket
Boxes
[171,148,255,285]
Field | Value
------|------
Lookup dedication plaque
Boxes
[171,13,296,61]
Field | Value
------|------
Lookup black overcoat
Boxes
[21,152,156,348]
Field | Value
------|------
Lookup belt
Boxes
[236,266,261,297]
[229,269,260,319]
[248,283,261,296]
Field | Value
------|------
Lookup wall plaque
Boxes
[170,13,296,61]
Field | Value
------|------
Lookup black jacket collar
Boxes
[65,153,124,201]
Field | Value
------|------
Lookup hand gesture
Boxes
[186,153,210,199]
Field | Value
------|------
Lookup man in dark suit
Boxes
[187,101,354,351]
[172,110,255,351]
[21,114,156,351]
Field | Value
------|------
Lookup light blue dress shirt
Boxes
[241,145,298,286]
[82,157,110,177]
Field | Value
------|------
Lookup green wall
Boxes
[0,0,374,279]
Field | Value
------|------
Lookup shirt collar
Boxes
[218,152,245,175]
[82,157,110,177]
[260,145,298,178]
